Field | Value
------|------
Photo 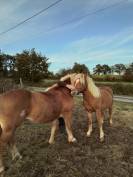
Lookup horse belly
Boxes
[26,107,61,123]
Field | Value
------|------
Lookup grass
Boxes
[25,78,133,96]
[4,97,133,177]
[96,82,133,96]
[25,79,133,96]
[96,81,133,85]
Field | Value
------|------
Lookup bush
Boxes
[92,75,123,82]
[24,79,58,88]
[122,72,133,82]
[96,82,133,96]
[0,79,19,93]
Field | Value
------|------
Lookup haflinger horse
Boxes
[0,81,76,176]
[61,73,113,142]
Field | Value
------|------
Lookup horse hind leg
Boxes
[109,107,113,126]
[86,112,93,137]
[96,110,104,142]
[0,123,15,176]
[0,125,4,177]
[8,135,22,161]
[63,112,76,143]
[49,119,59,144]
[0,119,22,176]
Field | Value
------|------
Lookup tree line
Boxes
[0,48,51,82]
[0,48,133,82]
[59,63,133,76]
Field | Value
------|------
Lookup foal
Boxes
[0,82,76,176]
[61,73,113,142]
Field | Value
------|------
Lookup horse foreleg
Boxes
[96,110,104,142]
[8,136,22,161]
[109,107,113,126]
[86,112,93,137]
[0,124,14,176]
[0,141,5,177]
[49,120,59,144]
[63,112,76,143]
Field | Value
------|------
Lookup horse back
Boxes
[0,89,31,112]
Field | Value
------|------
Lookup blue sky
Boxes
[0,0,133,73]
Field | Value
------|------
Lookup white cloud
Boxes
[49,27,133,72]
[0,0,133,73]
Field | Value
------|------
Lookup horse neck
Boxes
[82,89,94,102]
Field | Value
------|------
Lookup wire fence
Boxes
[0,79,19,93]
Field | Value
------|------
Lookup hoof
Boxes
[86,132,91,137]
[49,140,55,145]
[100,136,104,142]
[0,167,4,177]
[69,137,77,143]
[12,153,22,161]
[110,122,113,126]
[72,137,77,142]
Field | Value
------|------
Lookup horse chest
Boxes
[83,101,95,112]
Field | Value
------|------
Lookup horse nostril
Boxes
[77,92,80,95]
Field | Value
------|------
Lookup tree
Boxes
[102,64,111,75]
[128,62,133,72]
[93,64,111,75]
[55,68,72,79]
[123,63,133,81]
[93,64,103,75]
[55,63,90,79]
[3,54,15,77]
[72,62,90,74]
[0,53,15,77]
[112,64,126,75]
[46,71,55,79]
[15,48,50,82]
[0,54,4,77]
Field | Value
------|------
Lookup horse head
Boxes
[60,73,88,94]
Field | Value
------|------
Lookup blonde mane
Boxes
[60,73,77,82]
[45,84,58,91]
[60,74,70,81]
[86,76,101,98]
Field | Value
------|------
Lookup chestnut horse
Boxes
[0,82,76,176]
[61,73,113,142]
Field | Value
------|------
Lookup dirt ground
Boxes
[4,97,133,177]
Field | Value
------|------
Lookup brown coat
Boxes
[0,83,76,175]
[0,86,73,128]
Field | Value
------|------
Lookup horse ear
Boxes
[60,75,71,84]
[63,78,71,84]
